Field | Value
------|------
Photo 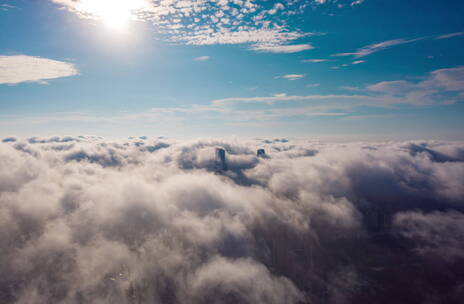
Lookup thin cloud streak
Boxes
[436,32,464,39]
[302,59,330,63]
[194,56,210,61]
[333,38,424,58]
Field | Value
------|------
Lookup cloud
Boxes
[251,43,314,53]
[333,38,423,58]
[1,3,17,11]
[210,93,369,106]
[1,137,464,302]
[339,85,361,91]
[313,0,368,6]
[342,114,397,120]
[367,66,464,105]
[0,55,78,85]
[194,56,210,61]
[350,0,365,6]
[420,65,464,91]
[302,59,330,63]
[436,32,464,39]
[177,28,313,53]
[394,211,464,261]
[279,74,305,80]
[190,256,303,303]
[334,33,461,59]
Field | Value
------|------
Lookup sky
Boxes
[0,0,463,139]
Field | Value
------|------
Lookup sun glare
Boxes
[77,0,146,31]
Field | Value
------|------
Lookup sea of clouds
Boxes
[0,136,463,303]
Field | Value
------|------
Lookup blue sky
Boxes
[1,0,463,139]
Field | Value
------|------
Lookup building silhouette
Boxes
[257,149,266,158]
[364,208,392,233]
[215,148,227,171]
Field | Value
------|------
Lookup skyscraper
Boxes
[257,149,266,158]
[215,148,227,171]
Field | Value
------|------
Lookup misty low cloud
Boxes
[0,137,463,303]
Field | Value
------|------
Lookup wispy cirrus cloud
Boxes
[342,114,397,120]
[436,32,464,39]
[350,0,365,6]
[302,59,330,63]
[251,43,314,53]
[333,38,423,58]
[1,3,17,11]
[333,33,461,60]
[277,74,306,80]
[211,94,372,107]
[0,55,78,85]
[306,83,320,88]
[194,56,210,61]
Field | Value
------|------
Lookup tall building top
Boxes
[257,149,266,158]
[215,148,227,171]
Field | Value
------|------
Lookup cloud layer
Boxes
[0,55,78,85]
[1,137,464,303]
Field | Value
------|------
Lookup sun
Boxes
[77,0,146,31]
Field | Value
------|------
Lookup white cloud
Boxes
[333,33,461,59]
[0,137,463,302]
[350,0,365,6]
[333,38,423,58]
[436,32,464,40]
[302,59,330,63]
[367,66,464,105]
[211,94,372,107]
[279,74,305,80]
[176,28,313,53]
[339,85,361,91]
[420,66,464,91]
[0,55,78,85]
[251,43,314,53]
[352,60,365,64]
[342,114,397,120]
[395,211,464,261]
[194,56,210,61]
[1,3,17,11]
